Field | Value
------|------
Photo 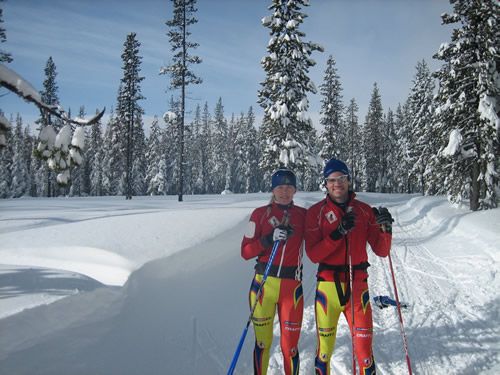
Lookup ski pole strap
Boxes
[254,262,300,280]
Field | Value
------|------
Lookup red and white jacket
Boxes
[241,201,306,279]
[305,192,391,281]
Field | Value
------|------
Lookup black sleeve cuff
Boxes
[329,228,343,241]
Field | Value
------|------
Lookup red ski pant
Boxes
[314,279,376,375]
[249,274,303,375]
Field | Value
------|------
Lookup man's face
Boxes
[325,171,349,203]
[273,184,296,205]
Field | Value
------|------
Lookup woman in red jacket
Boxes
[241,168,306,375]
[305,158,394,375]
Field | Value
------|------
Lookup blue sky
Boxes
[2,0,453,130]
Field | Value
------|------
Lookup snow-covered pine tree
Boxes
[0,1,12,64]
[79,106,92,196]
[162,96,180,195]
[199,102,213,194]
[211,97,227,193]
[183,112,195,195]
[118,32,145,200]
[319,55,344,161]
[161,0,202,202]
[39,57,62,130]
[23,126,35,196]
[222,113,241,194]
[432,0,499,210]
[237,106,261,193]
[406,59,436,195]
[132,114,147,196]
[258,0,323,188]
[302,126,322,191]
[183,107,195,194]
[381,108,399,193]
[101,108,117,195]
[0,2,11,148]
[37,56,61,197]
[146,116,165,195]
[378,109,390,193]
[188,104,203,194]
[69,107,85,197]
[345,98,362,191]
[104,96,126,196]
[0,112,12,197]
[363,83,384,192]
[32,139,44,197]
[10,114,28,197]
[393,102,412,193]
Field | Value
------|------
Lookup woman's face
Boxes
[273,184,296,205]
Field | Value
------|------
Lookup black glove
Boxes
[330,209,356,240]
[372,207,394,233]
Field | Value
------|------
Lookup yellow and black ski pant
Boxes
[314,278,376,375]
[249,274,303,375]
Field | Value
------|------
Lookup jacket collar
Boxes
[326,191,355,212]
[271,200,294,211]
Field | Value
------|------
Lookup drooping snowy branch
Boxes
[0,64,105,127]
[0,63,106,185]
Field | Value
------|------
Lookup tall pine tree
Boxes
[37,56,61,197]
[237,107,261,193]
[407,60,436,195]
[432,0,499,210]
[319,55,344,161]
[258,0,323,188]
[10,114,28,197]
[199,101,213,193]
[345,98,362,191]
[211,97,227,193]
[161,0,202,202]
[363,83,384,192]
[118,33,145,199]
[146,116,166,195]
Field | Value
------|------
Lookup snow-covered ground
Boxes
[0,192,498,374]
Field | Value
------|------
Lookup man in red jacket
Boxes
[241,168,306,375]
[305,158,393,375]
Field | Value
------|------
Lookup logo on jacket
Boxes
[325,211,337,224]
[268,216,280,227]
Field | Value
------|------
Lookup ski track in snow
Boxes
[0,193,498,374]
[368,200,500,375]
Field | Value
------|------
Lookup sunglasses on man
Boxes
[325,175,349,184]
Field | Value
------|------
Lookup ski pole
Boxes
[346,207,356,375]
[388,252,413,375]
[348,248,356,375]
[227,239,281,375]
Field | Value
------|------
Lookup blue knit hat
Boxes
[271,168,297,189]
[323,158,350,179]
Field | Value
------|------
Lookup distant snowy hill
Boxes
[0,193,498,374]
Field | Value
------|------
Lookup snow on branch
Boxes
[0,112,10,147]
[0,63,106,185]
[0,64,105,128]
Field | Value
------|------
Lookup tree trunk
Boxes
[178,3,187,203]
[470,159,480,211]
